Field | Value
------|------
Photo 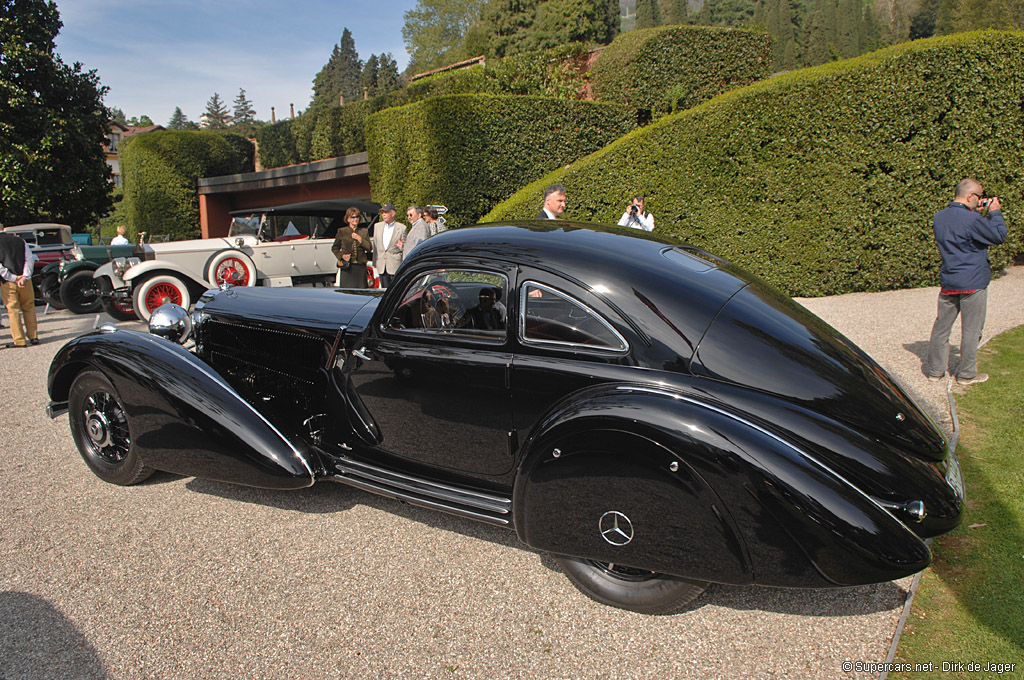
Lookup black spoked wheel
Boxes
[68,370,153,485]
[41,273,66,309]
[61,269,103,314]
[555,556,708,614]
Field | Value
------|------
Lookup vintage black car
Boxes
[46,222,964,614]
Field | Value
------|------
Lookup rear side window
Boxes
[519,282,627,352]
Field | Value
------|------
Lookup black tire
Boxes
[61,269,103,314]
[68,370,153,485]
[97,276,138,321]
[555,556,708,614]
[41,272,66,310]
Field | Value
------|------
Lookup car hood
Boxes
[196,286,383,334]
[145,236,246,255]
[692,281,946,461]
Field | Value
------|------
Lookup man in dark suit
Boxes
[536,184,566,220]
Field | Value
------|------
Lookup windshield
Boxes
[228,215,261,237]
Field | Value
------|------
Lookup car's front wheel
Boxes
[61,269,103,314]
[133,274,191,322]
[68,370,153,485]
[41,272,65,309]
[555,556,708,614]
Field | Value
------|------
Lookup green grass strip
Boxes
[893,325,1024,678]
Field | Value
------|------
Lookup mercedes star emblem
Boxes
[599,511,634,546]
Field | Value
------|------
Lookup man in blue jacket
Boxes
[925,178,1008,385]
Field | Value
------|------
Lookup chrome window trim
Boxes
[381,267,510,345]
[518,281,629,354]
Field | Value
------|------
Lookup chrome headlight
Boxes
[72,246,84,261]
[148,304,193,344]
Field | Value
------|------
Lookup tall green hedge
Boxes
[485,31,1024,297]
[256,44,594,169]
[120,130,254,241]
[590,25,773,116]
[365,94,636,228]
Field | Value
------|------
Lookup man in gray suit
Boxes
[372,203,407,288]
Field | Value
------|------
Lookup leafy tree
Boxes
[909,0,940,37]
[231,88,256,125]
[203,92,230,128]
[312,28,362,108]
[403,0,488,74]
[475,0,618,58]
[126,114,154,126]
[109,106,127,124]
[0,0,112,230]
[635,0,662,28]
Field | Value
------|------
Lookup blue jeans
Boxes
[926,288,987,379]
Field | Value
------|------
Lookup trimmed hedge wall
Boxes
[256,44,593,169]
[120,130,254,241]
[365,94,636,228]
[485,32,1024,297]
[590,25,773,117]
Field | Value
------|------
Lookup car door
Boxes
[342,265,517,479]
[251,215,334,280]
[510,272,634,437]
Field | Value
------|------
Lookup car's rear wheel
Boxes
[61,269,103,314]
[133,274,191,322]
[41,272,65,309]
[555,556,708,614]
[68,370,153,485]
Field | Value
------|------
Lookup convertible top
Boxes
[229,198,381,218]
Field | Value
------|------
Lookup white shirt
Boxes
[111,235,129,245]
[618,210,655,231]
[380,220,395,248]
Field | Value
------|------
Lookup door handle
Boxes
[352,348,372,361]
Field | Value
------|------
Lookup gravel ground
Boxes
[2,267,1022,680]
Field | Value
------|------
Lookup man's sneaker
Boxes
[927,373,945,382]
[956,373,989,385]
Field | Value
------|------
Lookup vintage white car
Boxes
[92,198,381,320]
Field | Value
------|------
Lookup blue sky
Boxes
[53,0,417,126]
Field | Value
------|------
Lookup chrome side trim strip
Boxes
[327,474,511,526]
[337,457,511,510]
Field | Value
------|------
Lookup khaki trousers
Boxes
[2,279,38,346]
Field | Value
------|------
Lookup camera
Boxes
[630,205,639,214]
[979,198,993,209]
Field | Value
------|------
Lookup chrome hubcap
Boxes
[85,411,111,448]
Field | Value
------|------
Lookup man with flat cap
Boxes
[372,203,407,288]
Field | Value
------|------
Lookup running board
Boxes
[326,456,513,527]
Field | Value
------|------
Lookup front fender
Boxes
[515,385,931,588]
[123,259,206,288]
[48,329,316,490]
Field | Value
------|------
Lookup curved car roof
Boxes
[229,198,381,217]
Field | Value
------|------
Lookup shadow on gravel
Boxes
[184,476,904,618]
[0,591,107,680]
[904,340,962,376]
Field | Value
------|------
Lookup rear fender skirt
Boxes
[48,329,316,489]
[515,385,931,587]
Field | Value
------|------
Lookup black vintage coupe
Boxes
[46,222,964,614]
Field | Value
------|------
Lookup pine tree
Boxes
[359,54,379,98]
[167,107,188,129]
[232,88,256,124]
[635,0,662,27]
[203,92,230,128]
[666,0,688,24]
[377,53,403,95]
[110,107,127,124]
[312,28,363,108]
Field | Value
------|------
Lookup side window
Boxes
[385,269,509,342]
[520,282,628,352]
